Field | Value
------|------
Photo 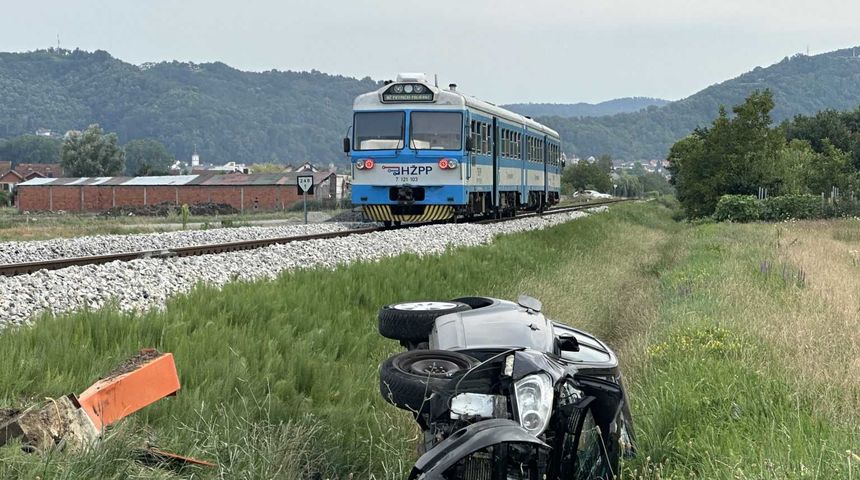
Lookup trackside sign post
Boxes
[297,175,314,224]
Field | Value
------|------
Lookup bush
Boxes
[713,195,761,222]
[822,199,860,218]
[760,195,823,221]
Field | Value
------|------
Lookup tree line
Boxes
[560,154,673,197]
[0,126,175,177]
[668,90,860,218]
[0,49,378,168]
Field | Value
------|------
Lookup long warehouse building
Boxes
[16,172,338,213]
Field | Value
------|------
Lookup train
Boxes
[345,73,563,226]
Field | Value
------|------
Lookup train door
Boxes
[543,135,549,201]
[465,113,472,182]
[520,129,527,206]
[492,117,499,208]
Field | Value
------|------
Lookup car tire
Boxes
[379,350,479,413]
[378,301,471,343]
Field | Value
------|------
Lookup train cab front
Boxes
[347,76,467,226]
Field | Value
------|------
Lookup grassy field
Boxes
[0,200,858,478]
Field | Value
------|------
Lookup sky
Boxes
[1,0,859,104]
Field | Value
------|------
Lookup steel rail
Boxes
[0,198,629,277]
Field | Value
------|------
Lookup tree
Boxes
[0,135,61,165]
[804,141,857,194]
[61,125,125,176]
[639,171,674,195]
[596,154,613,174]
[249,163,289,173]
[667,91,785,217]
[124,139,174,176]
[561,161,612,194]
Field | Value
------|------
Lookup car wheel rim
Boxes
[393,302,458,311]
[409,359,463,377]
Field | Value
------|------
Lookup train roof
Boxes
[353,75,559,139]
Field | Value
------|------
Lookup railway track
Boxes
[0,199,627,278]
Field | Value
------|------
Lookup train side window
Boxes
[470,121,476,151]
[515,132,519,159]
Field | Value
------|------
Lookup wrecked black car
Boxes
[377,296,635,479]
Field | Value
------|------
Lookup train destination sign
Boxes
[382,92,434,102]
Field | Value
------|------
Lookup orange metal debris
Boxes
[78,350,181,430]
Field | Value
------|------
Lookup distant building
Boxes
[16,163,63,178]
[16,171,338,213]
[294,162,321,173]
[0,163,64,197]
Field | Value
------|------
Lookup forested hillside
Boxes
[5,47,860,166]
[0,49,379,166]
[504,97,669,118]
[544,47,860,160]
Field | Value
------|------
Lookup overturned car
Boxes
[377,296,635,479]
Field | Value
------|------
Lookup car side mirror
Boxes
[343,137,351,153]
[465,137,474,152]
[556,334,579,352]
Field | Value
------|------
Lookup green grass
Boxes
[0,201,857,479]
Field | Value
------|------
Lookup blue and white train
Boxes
[345,73,563,225]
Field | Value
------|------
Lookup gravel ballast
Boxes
[0,209,605,329]
[0,223,356,265]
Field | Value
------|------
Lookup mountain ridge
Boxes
[3,47,860,165]
[503,97,670,118]
[541,47,860,160]
[0,48,380,166]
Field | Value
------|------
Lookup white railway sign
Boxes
[297,175,314,194]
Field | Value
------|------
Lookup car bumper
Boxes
[407,419,548,480]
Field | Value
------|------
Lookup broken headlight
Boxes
[514,374,554,436]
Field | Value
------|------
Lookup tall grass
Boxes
[1,201,858,478]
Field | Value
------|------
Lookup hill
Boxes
[543,47,860,160]
[503,97,669,118]
[0,49,379,166]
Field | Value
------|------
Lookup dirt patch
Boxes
[100,202,238,217]
[0,408,20,425]
[326,209,365,223]
[104,349,163,379]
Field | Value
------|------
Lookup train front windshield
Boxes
[354,112,404,150]
[409,112,462,150]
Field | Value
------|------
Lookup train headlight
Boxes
[514,374,554,436]
[392,84,404,93]
[414,84,425,93]
[355,159,365,169]
[404,84,414,93]
[447,159,458,169]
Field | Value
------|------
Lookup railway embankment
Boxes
[1,200,856,479]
